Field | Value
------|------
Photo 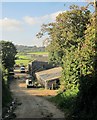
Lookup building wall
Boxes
[36,74,60,89]
[47,79,59,89]
[28,60,54,76]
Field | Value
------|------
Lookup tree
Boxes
[0,41,17,72]
[68,2,97,120]
[37,5,91,66]
[37,3,97,119]
[0,41,17,107]
[37,5,91,90]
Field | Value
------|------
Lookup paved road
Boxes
[10,74,65,119]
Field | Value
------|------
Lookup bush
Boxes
[70,74,97,120]
[2,79,12,108]
[49,88,78,117]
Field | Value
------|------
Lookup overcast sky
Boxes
[0,1,94,46]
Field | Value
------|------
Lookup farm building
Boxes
[28,60,54,76]
[35,67,62,89]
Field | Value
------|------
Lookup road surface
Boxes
[10,73,65,119]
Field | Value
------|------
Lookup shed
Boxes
[35,67,62,89]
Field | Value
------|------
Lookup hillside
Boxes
[15,45,45,53]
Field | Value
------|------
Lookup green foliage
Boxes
[49,88,78,117]
[48,51,63,65]
[15,54,34,66]
[37,5,90,66]
[0,41,17,108]
[37,5,91,93]
[70,75,97,120]
[37,3,96,120]
[62,49,81,88]
[0,41,17,71]
[15,59,31,66]
[0,66,12,108]
[2,77,12,107]
[69,7,97,120]
[16,55,29,60]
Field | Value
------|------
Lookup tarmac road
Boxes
[10,73,65,119]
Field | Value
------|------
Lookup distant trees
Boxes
[15,45,45,53]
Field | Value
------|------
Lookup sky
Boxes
[0,1,94,46]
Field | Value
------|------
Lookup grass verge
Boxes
[48,88,78,118]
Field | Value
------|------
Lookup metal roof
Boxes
[35,67,62,81]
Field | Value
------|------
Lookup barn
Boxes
[28,60,54,76]
[35,67,62,89]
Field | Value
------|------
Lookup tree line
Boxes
[15,45,45,53]
[37,3,97,120]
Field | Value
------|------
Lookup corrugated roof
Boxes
[35,67,62,81]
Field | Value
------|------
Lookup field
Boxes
[27,52,48,55]
[15,52,48,67]
[15,54,33,67]
[15,60,31,66]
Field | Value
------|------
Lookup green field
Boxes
[27,52,48,55]
[15,52,48,66]
[15,54,33,66]
[16,55,29,59]
[15,59,31,66]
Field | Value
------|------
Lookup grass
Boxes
[15,59,31,66]
[15,52,48,66]
[27,52,48,55]
[48,88,78,118]
[15,53,35,66]
[15,54,32,66]
[16,55,29,60]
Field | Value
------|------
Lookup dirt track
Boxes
[10,75,65,119]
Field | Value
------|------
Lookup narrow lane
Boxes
[10,74,65,119]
